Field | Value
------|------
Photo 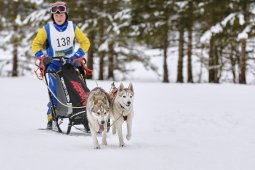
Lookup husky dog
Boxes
[86,87,110,149]
[110,83,134,147]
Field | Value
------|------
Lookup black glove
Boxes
[73,60,82,68]
[42,57,52,67]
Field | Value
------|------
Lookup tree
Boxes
[186,0,196,83]
[177,26,184,83]
[1,0,38,77]
[238,0,250,84]
[199,0,255,84]
[131,0,173,83]
[199,0,236,83]
[68,0,132,80]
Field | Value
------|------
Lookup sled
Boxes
[35,56,92,134]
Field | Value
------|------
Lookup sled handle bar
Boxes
[34,56,92,80]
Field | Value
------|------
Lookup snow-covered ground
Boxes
[1,76,255,170]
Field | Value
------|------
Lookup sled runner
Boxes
[35,56,92,134]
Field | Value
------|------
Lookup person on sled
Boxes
[32,1,90,129]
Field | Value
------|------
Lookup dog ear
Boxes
[128,83,134,93]
[119,83,124,91]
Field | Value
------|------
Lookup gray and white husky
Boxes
[110,83,134,147]
[86,87,110,149]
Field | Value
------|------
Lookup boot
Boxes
[47,120,52,130]
[47,114,53,130]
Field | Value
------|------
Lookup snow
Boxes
[1,76,255,170]
[200,13,247,43]
[15,15,22,26]
[237,26,251,40]
[29,0,43,5]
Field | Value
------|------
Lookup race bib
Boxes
[49,21,75,57]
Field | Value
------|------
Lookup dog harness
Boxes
[123,115,128,121]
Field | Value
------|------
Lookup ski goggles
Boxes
[50,5,67,14]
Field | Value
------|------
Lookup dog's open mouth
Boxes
[99,124,104,132]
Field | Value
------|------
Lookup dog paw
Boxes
[94,145,101,149]
[119,143,125,147]
[126,134,131,140]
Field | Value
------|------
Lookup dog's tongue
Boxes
[99,125,104,132]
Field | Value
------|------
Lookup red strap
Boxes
[39,56,47,77]
[34,56,47,80]
[111,88,118,97]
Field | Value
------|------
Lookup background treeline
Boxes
[1,0,255,84]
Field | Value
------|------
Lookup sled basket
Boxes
[43,57,91,134]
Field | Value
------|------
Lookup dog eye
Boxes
[104,112,107,115]
[130,95,133,98]
[97,112,100,115]
[123,96,126,98]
